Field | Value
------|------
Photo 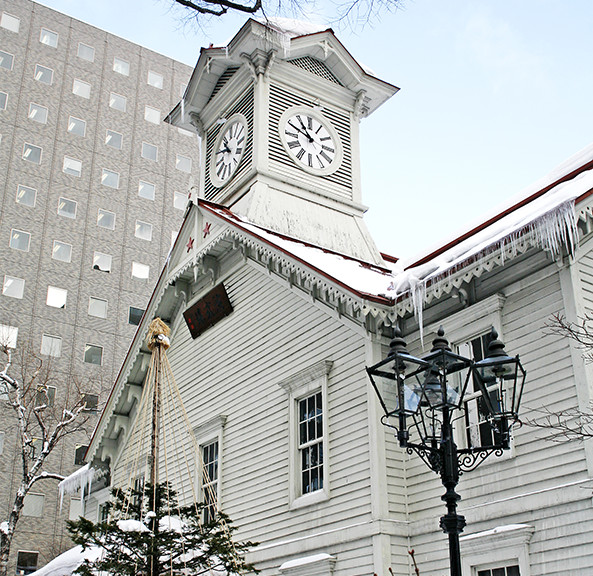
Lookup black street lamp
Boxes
[366,326,526,576]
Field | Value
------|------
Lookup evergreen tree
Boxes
[67,482,257,576]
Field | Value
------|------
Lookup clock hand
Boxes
[296,116,314,142]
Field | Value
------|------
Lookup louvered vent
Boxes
[288,57,343,86]
[269,84,352,198]
[208,67,240,102]
[204,87,254,201]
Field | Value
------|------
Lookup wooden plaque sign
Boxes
[183,283,233,339]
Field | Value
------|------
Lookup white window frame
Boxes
[0,325,18,348]
[67,116,86,137]
[131,262,149,280]
[109,92,126,112]
[279,360,332,509]
[0,12,20,33]
[2,275,24,299]
[52,240,72,263]
[193,415,227,522]
[0,50,14,71]
[57,197,77,219]
[77,42,95,62]
[425,294,515,461]
[176,154,192,173]
[63,156,82,177]
[0,91,6,110]
[144,106,160,124]
[72,78,91,99]
[105,129,123,150]
[39,28,58,48]
[101,168,119,189]
[69,497,82,521]
[128,306,145,326]
[88,296,108,319]
[93,251,112,273]
[40,334,62,357]
[141,142,158,162]
[147,70,163,89]
[28,102,48,124]
[22,493,45,517]
[135,220,152,241]
[97,209,115,230]
[10,229,30,252]
[16,185,36,207]
[138,180,155,201]
[112,57,129,76]
[83,344,103,366]
[46,285,67,309]
[22,143,42,164]
[34,63,53,85]
[461,524,534,576]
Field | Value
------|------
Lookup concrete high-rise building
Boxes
[0,0,199,571]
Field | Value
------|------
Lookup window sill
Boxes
[290,489,329,510]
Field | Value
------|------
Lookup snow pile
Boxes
[117,519,149,533]
[28,545,102,576]
[261,17,328,38]
[58,464,95,510]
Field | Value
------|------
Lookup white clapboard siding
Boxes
[403,257,593,576]
[137,262,378,573]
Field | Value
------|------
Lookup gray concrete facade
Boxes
[0,1,199,571]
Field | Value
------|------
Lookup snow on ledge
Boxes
[28,545,102,576]
[460,523,533,541]
[280,553,335,570]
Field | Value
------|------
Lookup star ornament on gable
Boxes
[186,237,194,253]
[203,222,212,238]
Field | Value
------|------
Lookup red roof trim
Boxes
[407,157,593,269]
[199,199,394,305]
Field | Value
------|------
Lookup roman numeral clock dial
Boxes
[209,114,248,187]
[279,106,343,176]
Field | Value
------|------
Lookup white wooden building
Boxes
[82,19,593,576]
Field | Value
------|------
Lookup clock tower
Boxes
[166,19,398,264]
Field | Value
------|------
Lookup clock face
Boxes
[279,107,343,176]
[210,114,248,186]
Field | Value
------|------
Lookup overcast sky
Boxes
[38,0,593,262]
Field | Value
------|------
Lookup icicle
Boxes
[58,464,96,511]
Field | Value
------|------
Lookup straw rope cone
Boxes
[146,318,171,350]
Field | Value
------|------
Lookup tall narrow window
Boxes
[174,191,187,210]
[298,392,324,495]
[0,91,6,110]
[28,103,48,124]
[88,297,107,319]
[0,325,18,348]
[39,28,58,47]
[75,444,89,464]
[34,64,53,85]
[16,185,36,207]
[135,220,152,241]
[131,262,149,279]
[201,441,219,524]
[128,306,145,326]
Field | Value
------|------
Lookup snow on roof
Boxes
[201,202,397,303]
[29,545,102,576]
[260,17,329,38]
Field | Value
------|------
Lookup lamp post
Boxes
[366,326,526,576]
